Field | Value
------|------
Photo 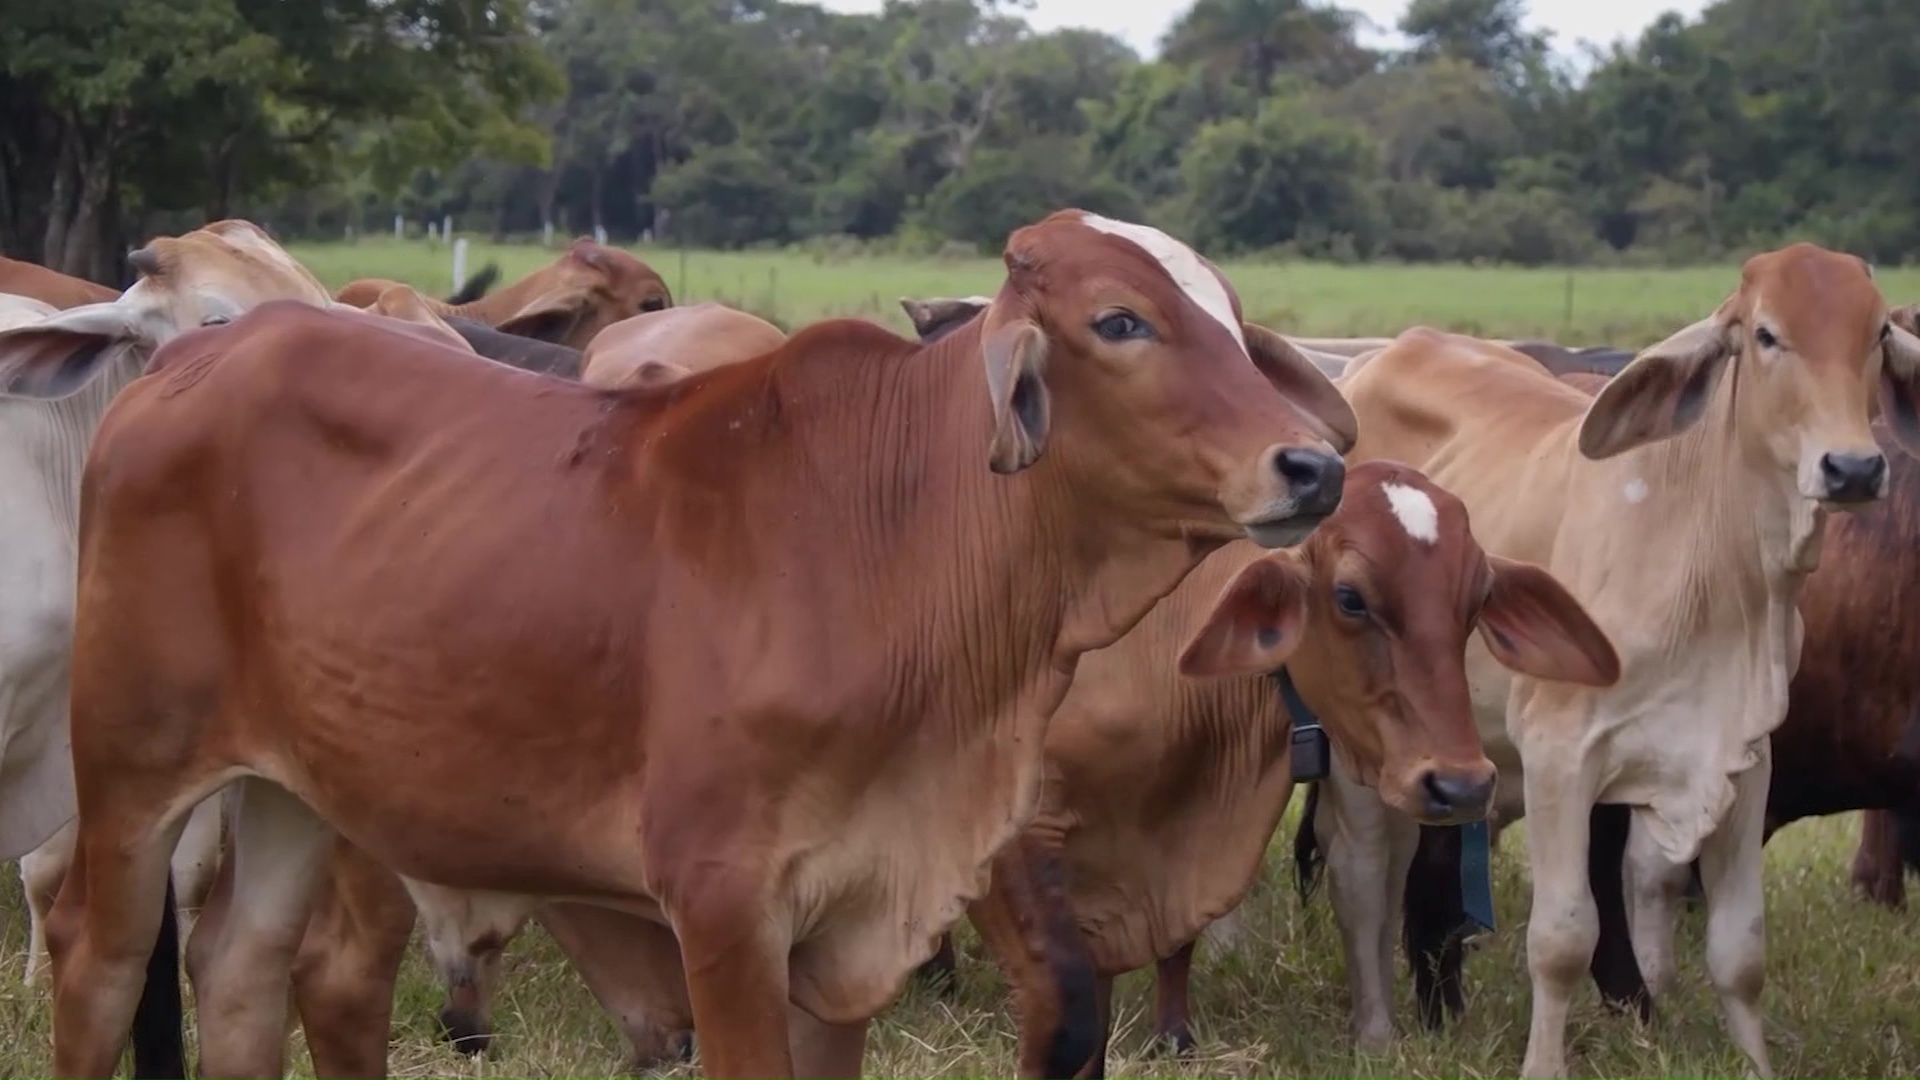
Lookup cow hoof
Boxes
[1150,1025,1195,1058]
[628,1030,695,1075]
[436,1006,495,1056]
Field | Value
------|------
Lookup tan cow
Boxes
[26,209,1357,1079]
[1326,244,1920,1078]
[334,238,672,350]
[581,302,788,390]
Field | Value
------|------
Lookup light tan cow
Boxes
[334,238,672,350]
[1328,243,1920,1078]
[581,302,787,390]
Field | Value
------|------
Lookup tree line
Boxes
[4,0,1918,282]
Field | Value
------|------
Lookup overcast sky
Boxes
[813,0,1712,60]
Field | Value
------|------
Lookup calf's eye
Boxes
[1334,584,1367,618]
[1093,312,1148,341]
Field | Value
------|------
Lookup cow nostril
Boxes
[1820,451,1888,500]
[1421,769,1495,818]
[1273,448,1345,510]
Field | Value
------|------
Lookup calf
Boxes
[1329,245,1920,1078]
[28,209,1356,1079]
[334,238,671,349]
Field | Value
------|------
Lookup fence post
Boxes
[543,220,554,247]
[442,215,454,243]
[452,238,469,293]
[393,214,404,240]
[593,223,608,245]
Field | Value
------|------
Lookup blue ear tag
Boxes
[1272,668,1329,782]
[1458,818,1496,933]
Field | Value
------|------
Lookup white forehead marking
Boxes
[1077,213,1247,353]
[1624,477,1649,504]
[1382,482,1439,545]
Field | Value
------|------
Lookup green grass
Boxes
[3,240,1910,1077]
[288,237,1920,350]
[0,813,1914,1077]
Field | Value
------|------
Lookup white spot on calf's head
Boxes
[1382,482,1439,545]
[1077,213,1247,354]
[1623,477,1649,504]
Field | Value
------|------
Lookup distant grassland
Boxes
[289,238,1920,347]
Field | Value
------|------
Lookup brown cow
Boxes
[333,238,671,350]
[581,302,788,390]
[0,256,118,309]
[28,209,1357,1079]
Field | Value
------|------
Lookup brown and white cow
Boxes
[334,238,672,350]
[27,209,1357,1079]
[1322,244,1920,1078]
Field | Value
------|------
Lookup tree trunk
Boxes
[41,127,78,269]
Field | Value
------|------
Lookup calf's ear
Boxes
[981,318,1050,474]
[0,302,144,400]
[1878,316,1920,456]
[1478,554,1620,687]
[1244,322,1358,454]
[1579,300,1736,460]
[1178,556,1310,679]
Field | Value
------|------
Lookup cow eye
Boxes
[1755,326,1779,349]
[1093,312,1149,342]
[640,297,667,314]
[1333,584,1367,618]
[200,314,231,326]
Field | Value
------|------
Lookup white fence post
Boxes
[442,215,453,242]
[394,214,404,240]
[451,238,469,292]
[542,220,554,247]
[593,223,608,245]
[427,222,438,243]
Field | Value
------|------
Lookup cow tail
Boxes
[131,876,186,1079]
[1292,782,1326,902]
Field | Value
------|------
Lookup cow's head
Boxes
[970,210,1356,548]
[0,220,334,399]
[1177,462,1619,823]
[1579,243,1920,507]
[493,239,673,349]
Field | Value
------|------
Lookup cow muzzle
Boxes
[1236,445,1347,548]
[1415,762,1498,825]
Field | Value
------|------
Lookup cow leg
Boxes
[1316,762,1416,1050]
[404,879,537,1055]
[671,877,797,1078]
[1622,812,1688,1001]
[788,1006,868,1079]
[967,836,1103,1079]
[193,778,336,1079]
[1696,759,1774,1080]
[1071,974,1113,1080]
[21,819,77,987]
[1850,810,1906,909]
[1516,752,1599,1080]
[539,901,696,1070]
[1585,803,1653,1018]
[46,806,186,1079]
[1149,941,1196,1055]
[290,839,417,1080]
[1402,824,1465,1030]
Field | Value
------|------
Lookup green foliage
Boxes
[11,0,1920,275]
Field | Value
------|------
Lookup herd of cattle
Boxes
[0,211,1917,1079]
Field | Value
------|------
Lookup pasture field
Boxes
[288,238,1920,349]
[0,813,1915,1077]
[2,241,1915,1078]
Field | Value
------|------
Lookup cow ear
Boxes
[1578,303,1735,460]
[1243,322,1358,454]
[900,295,990,343]
[498,287,591,343]
[1178,555,1310,679]
[1477,554,1620,687]
[0,302,143,400]
[981,318,1050,474]
[1879,317,1920,457]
